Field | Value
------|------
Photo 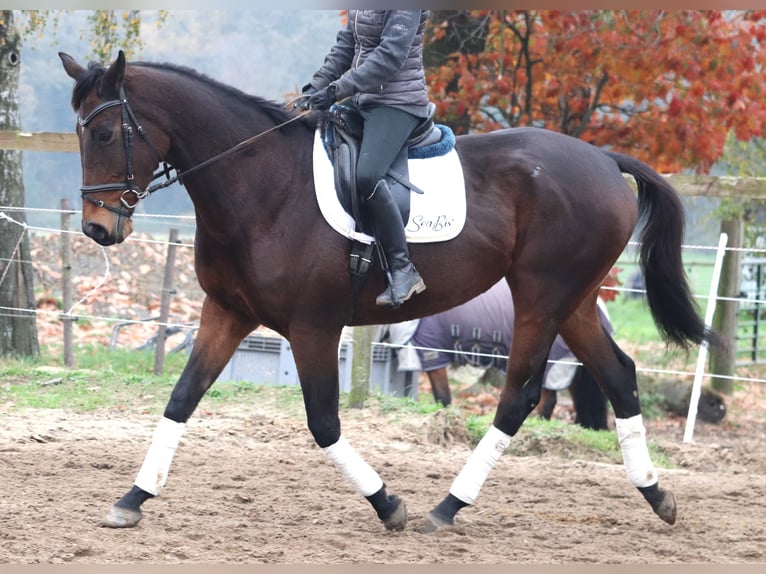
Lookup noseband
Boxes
[78,84,167,220]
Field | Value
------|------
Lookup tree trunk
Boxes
[0,11,39,357]
[709,218,742,395]
[348,326,374,408]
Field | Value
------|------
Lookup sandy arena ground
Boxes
[1,382,764,564]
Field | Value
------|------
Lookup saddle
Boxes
[319,100,456,307]
[321,100,450,239]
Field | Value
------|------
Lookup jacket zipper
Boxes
[353,12,362,70]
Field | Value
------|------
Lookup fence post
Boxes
[684,232,727,444]
[153,228,179,376]
[349,325,374,408]
[709,218,742,395]
[60,199,74,367]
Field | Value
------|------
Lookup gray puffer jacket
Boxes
[309,10,430,118]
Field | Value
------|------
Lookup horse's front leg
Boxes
[103,296,255,528]
[290,328,407,531]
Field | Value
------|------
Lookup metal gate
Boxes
[737,257,766,364]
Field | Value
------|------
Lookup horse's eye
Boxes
[94,129,114,145]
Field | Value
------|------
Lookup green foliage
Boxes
[718,131,766,178]
[18,10,167,62]
[710,132,766,225]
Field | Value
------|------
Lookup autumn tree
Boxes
[425,10,766,173]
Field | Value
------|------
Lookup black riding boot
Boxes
[366,179,426,307]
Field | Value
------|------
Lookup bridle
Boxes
[78,84,165,220]
[78,82,311,221]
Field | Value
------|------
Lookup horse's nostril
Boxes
[82,221,114,246]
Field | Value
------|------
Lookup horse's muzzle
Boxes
[82,219,132,246]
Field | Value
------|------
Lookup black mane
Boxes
[72,58,309,128]
[134,61,300,125]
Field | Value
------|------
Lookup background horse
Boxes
[60,50,715,534]
[378,279,612,430]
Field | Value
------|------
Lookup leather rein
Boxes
[78,83,310,218]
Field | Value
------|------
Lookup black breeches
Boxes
[356,106,419,199]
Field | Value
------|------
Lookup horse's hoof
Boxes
[382,497,407,532]
[653,488,677,525]
[416,511,454,534]
[102,505,143,528]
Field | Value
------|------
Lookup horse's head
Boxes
[60,51,164,246]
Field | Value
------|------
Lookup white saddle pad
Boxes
[312,130,466,244]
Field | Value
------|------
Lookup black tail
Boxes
[605,151,721,349]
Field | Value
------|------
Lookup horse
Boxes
[379,279,612,429]
[59,50,716,534]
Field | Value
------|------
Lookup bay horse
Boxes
[59,50,716,533]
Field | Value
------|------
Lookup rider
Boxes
[297,10,430,307]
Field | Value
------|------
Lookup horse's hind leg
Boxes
[557,299,676,524]
[103,296,256,528]
[420,307,559,532]
[289,327,407,531]
[427,367,452,406]
[535,388,557,419]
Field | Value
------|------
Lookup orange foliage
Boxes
[599,266,622,302]
[425,10,766,173]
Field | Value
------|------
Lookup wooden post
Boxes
[153,228,179,376]
[348,325,374,408]
[60,199,74,367]
[709,218,742,395]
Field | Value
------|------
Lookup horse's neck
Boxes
[160,94,311,231]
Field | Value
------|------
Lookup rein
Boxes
[79,83,311,216]
[149,109,312,193]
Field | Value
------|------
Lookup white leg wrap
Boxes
[615,414,658,488]
[134,417,186,496]
[323,436,384,497]
[449,425,511,505]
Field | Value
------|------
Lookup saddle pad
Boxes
[312,130,466,244]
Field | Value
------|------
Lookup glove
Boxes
[290,84,316,111]
[309,84,337,111]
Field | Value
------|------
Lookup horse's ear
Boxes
[59,52,86,81]
[102,50,126,92]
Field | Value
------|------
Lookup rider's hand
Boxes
[291,94,312,111]
[291,84,316,111]
[309,84,337,111]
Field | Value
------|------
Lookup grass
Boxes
[606,295,662,345]
[0,346,182,414]
[608,246,716,345]
[0,342,681,470]
[465,411,673,469]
